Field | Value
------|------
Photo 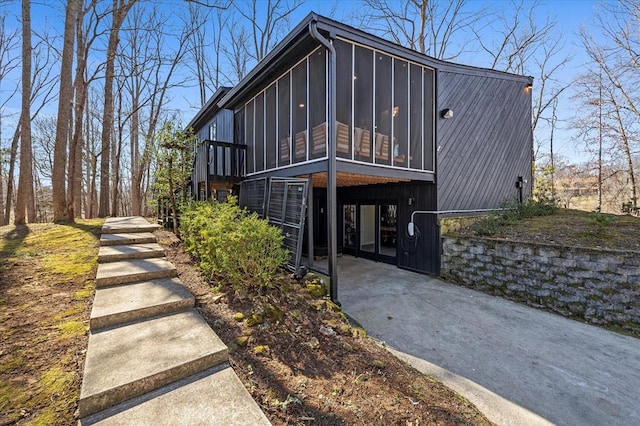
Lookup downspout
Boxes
[309,20,339,305]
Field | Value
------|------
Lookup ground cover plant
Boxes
[0,220,102,425]
[461,206,640,252]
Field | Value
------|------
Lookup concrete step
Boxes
[100,232,157,247]
[78,309,228,418]
[102,216,161,234]
[95,258,177,288]
[98,243,165,263]
[79,365,271,425]
[90,278,195,330]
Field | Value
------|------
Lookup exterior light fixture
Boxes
[408,195,415,206]
[440,108,453,119]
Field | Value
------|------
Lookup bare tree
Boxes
[67,0,104,219]
[0,13,21,225]
[578,0,640,212]
[98,0,137,217]
[15,0,35,225]
[233,0,303,62]
[223,13,251,83]
[51,0,80,222]
[185,2,229,106]
[361,0,485,60]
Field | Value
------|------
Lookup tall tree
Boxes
[361,0,484,60]
[233,0,303,62]
[15,0,35,225]
[52,0,79,223]
[98,0,136,217]
[0,12,20,225]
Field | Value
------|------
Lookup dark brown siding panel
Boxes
[437,71,532,212]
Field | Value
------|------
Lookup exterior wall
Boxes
[195,109,234,143]
[337,181,439,274]
[436,71,532,211]
[441,236,640,334]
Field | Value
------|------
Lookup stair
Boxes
[79,217,270,425]
[98,243,166,263]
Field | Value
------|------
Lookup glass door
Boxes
[359,204,376,258]
[343,204,357,251]
[342,202,397,263]
[378,204,397,261]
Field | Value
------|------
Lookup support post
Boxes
[309,21,339,305]
[307,174,314,268]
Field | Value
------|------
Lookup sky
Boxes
[0,0,607,165]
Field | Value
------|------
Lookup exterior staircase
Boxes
[79,216,271,425]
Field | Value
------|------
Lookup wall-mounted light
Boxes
[408,195,415,206]
[525,82,533,92]
[440,108,454,119]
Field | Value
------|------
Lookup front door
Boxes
[342,202,397,263]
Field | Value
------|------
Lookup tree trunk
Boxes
[16,0,35,225]
[68,4,86,219]
[3,124,19,225]
[52,0,78,223]
[99,0,136,217]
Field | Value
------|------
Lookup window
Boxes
[209,122,217,141]
[255,92,265,172]
[423,68,435,171]
[278,72,291,167]
[335,40,353,159]
[393,59,408,168]
[265,84,277,168]
[309,48,327,159]
[245,100,254,174]
[409,63,423,170]
[292,59,307,163]
[374,52,392,165]
[354,46,373,162]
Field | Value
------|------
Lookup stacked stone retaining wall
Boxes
[441,236,640,334]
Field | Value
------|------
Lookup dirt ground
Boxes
[156,229,492,426]
[0,220,102,426]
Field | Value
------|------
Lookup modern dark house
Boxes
[185,13,533,302]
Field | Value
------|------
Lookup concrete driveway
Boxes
[332,256,640,426]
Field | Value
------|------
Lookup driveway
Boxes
[333,256,640,426]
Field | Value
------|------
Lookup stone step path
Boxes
[79,217,271,425]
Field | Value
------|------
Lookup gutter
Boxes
[309,20,339,305]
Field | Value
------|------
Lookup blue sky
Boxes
[1,0,605,165]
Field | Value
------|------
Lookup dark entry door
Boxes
[342,202,397,263]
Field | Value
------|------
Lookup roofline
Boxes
[218,13,533,110]
[186,86,233,131]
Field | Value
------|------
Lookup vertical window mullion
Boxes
[276,81,279,168]
[421,68,424,171]
[372,49,376,164]
[391,57,395,167]
[306,57,309,162]
[351,44,355,161]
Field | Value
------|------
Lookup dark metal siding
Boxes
[337,181,439,275]
[436,71,532,211]
[195,109,234,143]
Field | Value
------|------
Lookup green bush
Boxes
[179,197,288,293]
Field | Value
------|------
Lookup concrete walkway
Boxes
[335,255,640,426]
[79,217,270,425]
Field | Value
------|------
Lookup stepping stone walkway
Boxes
[79,217,271,425]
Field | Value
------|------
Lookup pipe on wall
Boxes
[309,21,339,305]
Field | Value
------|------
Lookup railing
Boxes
[201,140,247,181]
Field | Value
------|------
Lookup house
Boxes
[185,13,533,303]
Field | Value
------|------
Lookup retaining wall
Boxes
[441,236,640,334]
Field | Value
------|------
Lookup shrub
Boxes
[179,197,288,293]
